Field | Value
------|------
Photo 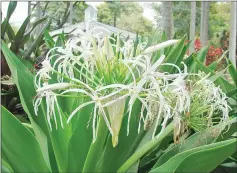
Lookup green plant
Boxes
[1,2,51,60]
[1,2,52,117]
[1,26,237,173]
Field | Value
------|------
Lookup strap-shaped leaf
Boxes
[153,123,225,169]
[23,18,52,59]
[2,41,72,172]
[2,106,52,172]
[161,36,186,73]
[150,138,237,173]
[95,101,145,172]
[1,1,17,38]
[10,15,31,52]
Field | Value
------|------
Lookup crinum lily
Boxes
[34,23,229,147]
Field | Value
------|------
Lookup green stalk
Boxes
[117,122,174,173]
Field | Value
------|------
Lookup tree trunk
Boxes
[28,1,31,15]
[36,2,41,35]
[162,1,173,39]
[113,12,117,27]
[229,2,236,68]
[189,1,196,54]
[27,1,31,30]
[202,1,210,46]
[69,2,73,24]
[200,1,205,44]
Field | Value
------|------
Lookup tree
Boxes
[189,2,196,53]
[162,1,174,39]
[153,2,200,39]
[209,2,231,43]
[200,1,210,46]
[69,2,73,24]
[117,13,154,36]
[229,2,236,68]
[28,1,31,15]
[107,2,125,27]
[32,2,87,30]
[97,3,114,25]
[97,2,154,36]
[152,2,163,32]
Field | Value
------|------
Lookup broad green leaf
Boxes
[67,104,93,172]
[23,122,35,134]
[96,101,145,172]
[117,122,174,172]
[193,57,235,93]
[227,59,237,87]
[226,89,237,100]
[1,159,14,173]
[2,41,49,132]
[82,117,109,172]
[216,117,237,142]
[150,138,237,173]
[161,36,186,73]
[44,30,55,49]
[2,41,55,171]
[153,123,224,168]
[3,41,71,172]
[189,46,209,73]
[2,106,51,172]
[44,106,72,172]
[161,31,170,55]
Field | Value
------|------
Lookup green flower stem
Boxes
[117,122,174,173]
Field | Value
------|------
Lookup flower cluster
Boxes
[206,46,223,66]
[33,23,230,147]
[187,38,226,70]
[194,38,202,51]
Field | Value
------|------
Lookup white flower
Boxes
[36,83,74,93]
[33,83,64,131]
[33,22,230,147]
[35,59,53,88]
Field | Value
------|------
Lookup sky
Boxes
[2,1,158,27]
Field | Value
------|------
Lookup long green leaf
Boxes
[188,46,209,73]
[227,59,237,87]
[117,122,174,172]
[10,15,31,52]
[82,117,109,172]
[96,101,145,172]
[161,36,186,73]
[1,1,17,38]
[150,138,237,173]
[2,106,52,172]
[24,16,48,36]
[193,57,235,93]
[5,23,16,41]
[24,19,52,59]
[44,29,55,49]
[1,159,14,173]
[67,104,93,172]
[2,41,55,171]
[153,123,225,169]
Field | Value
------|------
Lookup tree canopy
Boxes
[97,2,154,36]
